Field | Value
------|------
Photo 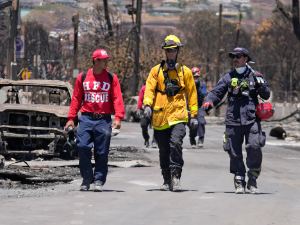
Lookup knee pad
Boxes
[248,167,261,179]
[234,174,246,188]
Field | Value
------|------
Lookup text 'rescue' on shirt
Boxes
[67,68,125,122]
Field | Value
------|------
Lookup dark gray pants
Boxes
[223,121,266,176]
[140,116,156,143]
[154,123,186,169]
[188,108,206,140]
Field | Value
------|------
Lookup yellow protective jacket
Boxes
[143,63,198,130]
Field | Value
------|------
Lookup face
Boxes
[165,48,180,61]
[193,76,200,82]
[231,54,248,68]
[95,58,109,70]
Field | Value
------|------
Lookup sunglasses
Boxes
[165,48,178,53]
[230,54,244,59]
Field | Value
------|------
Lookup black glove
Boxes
[254,72,264,85]
[144,106,152,119]
[201,102,214,112]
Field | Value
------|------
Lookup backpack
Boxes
[81,69,114,84]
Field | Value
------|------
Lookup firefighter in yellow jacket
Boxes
[143,35,198,192]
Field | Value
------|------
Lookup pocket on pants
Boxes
[259,131,266,147]
[223,134,232,152]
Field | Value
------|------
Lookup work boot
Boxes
[160,168,171,191]
[190,137,196,149]
[234,175,246,194]
[198,137,204,148]
[152,142,158,148]
[144,140,149,148]
[94,183,103,192]
[247,178,260,194]
[80,178,92,191]
[171,167,182,192]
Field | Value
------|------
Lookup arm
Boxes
[256,77,270,100]
[143,66,159,107]
[111,74,125,128]
[67,72,84,122]
[206,76,229,106]
[137,86,145,109]
[199,82,207,101]
[184,68,198,118]
[65,72,84,130]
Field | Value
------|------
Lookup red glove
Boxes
[201,102,214,112]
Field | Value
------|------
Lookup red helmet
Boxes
[256,102,274,120]
[191,67,201,77]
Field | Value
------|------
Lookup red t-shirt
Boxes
[67,68,125,121]
[137,85,146,110]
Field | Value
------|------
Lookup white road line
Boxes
[74,202,85,206]
[75,195,85,198]
[71,221,83,224]
[73,211,84,215]
[128,180,158,186]
[198,197,215,199]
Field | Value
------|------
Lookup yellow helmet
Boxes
[161,35,183,49]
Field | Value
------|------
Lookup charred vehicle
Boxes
[0,79,78,159]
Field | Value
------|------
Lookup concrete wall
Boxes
[206,102,299,122]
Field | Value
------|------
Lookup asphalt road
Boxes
[1,121,300,225]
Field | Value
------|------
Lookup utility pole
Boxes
[131,0,142,96]
[235,11,242,47]
[21,24,25,69]
[7,0,19,80]
[290,70,293,103]
[215,4,222,117]
[72,13,79,85]
[103,0,113,38]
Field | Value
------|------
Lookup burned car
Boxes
[123,96,140,122]
[0,79,77,159]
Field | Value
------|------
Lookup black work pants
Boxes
[140,116,156,143]
[154,123,186,169]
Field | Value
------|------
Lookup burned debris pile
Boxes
[0,146,150,190]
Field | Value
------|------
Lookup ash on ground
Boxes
[0,146,150,190]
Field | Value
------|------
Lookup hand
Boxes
[254,72,264,85]
[190,118,198,130]
[201,102,214,112]
[64,120,74,131]
[144,106,152,120]
[111,120,121,129]
[136,109,141,117]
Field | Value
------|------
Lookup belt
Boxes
[82,112,111,119]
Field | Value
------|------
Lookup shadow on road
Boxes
[205,191,273,195]
[146,189,198,192]
[75,190,125,193]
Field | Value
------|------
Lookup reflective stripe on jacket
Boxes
[143,63,198,130]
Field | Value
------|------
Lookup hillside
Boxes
[21,0,293,33]
[22,5,87,32]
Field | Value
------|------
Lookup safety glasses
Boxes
[165,48,178,53]
[230,54,244,59]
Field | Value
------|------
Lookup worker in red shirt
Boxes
[65,49,125,192]
[137,85,157,147]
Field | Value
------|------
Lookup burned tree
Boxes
[275,0,300,42]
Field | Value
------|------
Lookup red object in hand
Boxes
[256,102,274,120]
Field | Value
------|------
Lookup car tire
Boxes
[128,115,134,122]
